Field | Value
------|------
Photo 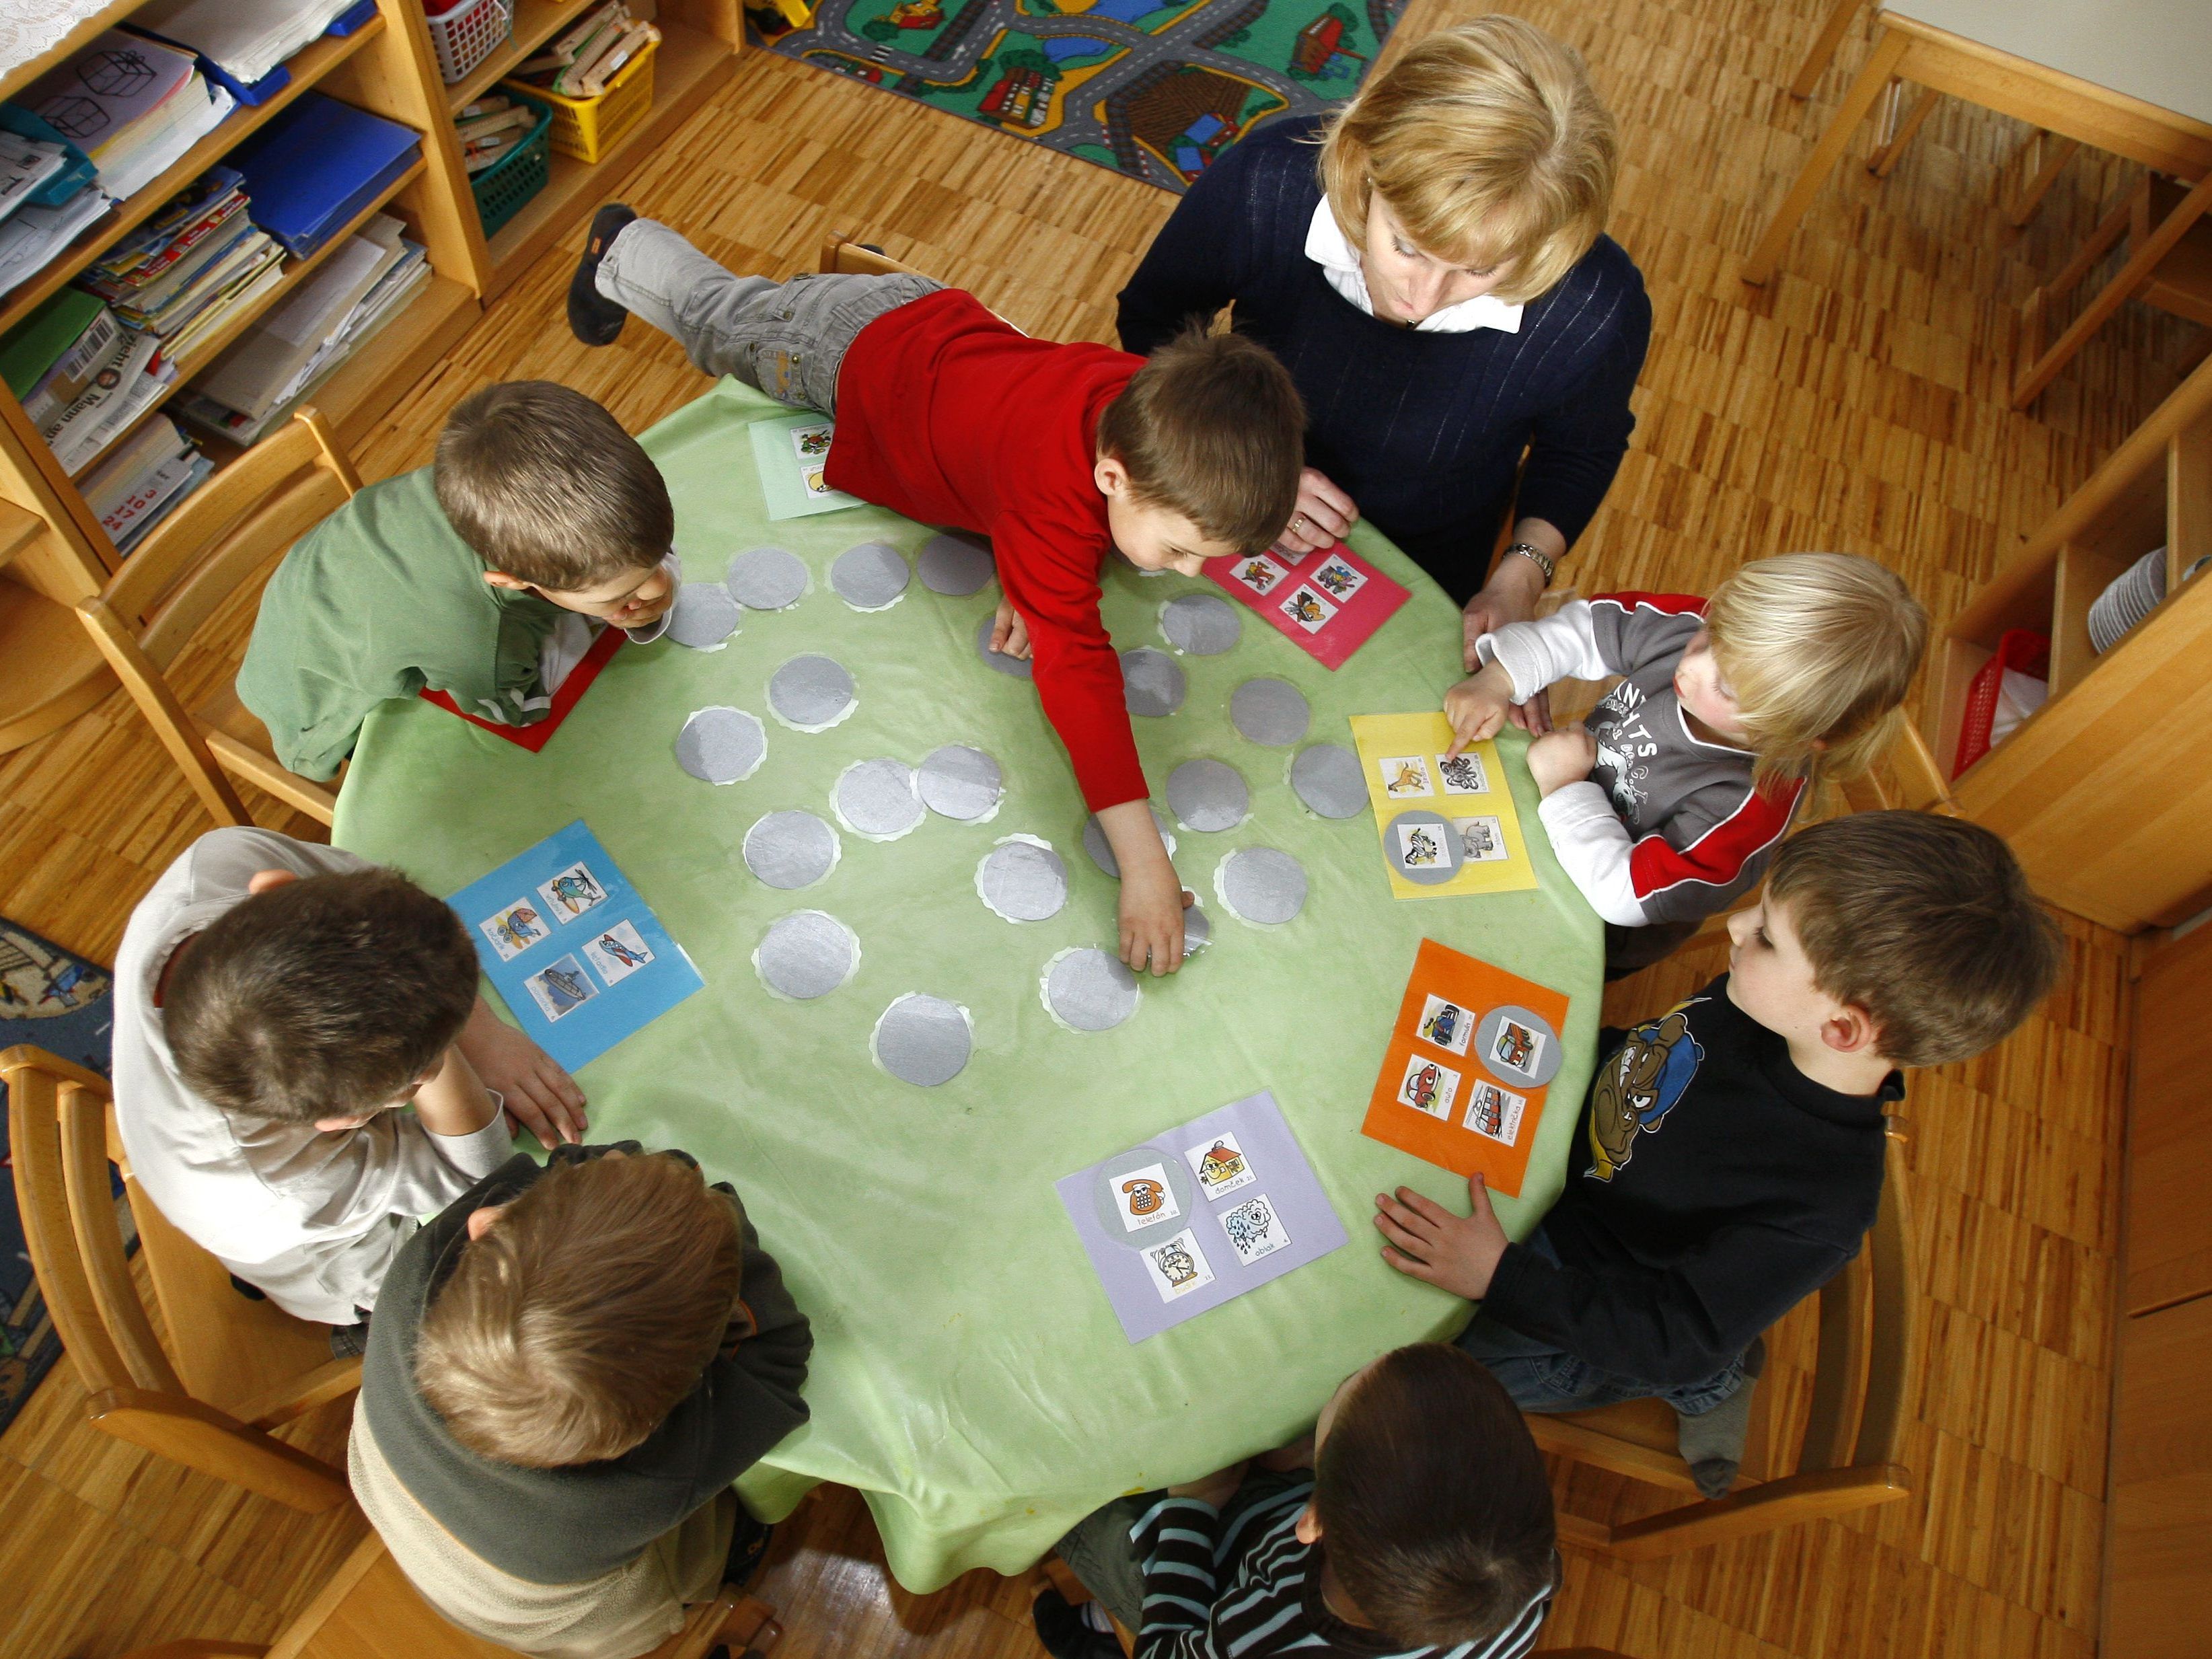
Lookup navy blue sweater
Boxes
[1116,116,1651,603]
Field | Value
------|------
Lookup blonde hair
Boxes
[1703,553,1929,788]
[1316,16,1617,304]
[416,1152,741,1468]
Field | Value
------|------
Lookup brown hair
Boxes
[434,381,673,590]
[1317,17,1618,303]
[1767,811,2063,1069]
[416,1151,742,1467]
[1095,330,1304,556]
[166,868,477,1124]
[1315,1345,1555,1648]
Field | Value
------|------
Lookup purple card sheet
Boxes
[1056,1089,1348,1343]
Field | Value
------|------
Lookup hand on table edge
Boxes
[1372,1173,1509,1302]
[457,996,587,1146]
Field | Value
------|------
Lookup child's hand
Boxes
[1526,725,1598,797]
[989,598,1032,661]
[1119,864,1193,976]
[1443,662,1514,758]
[1168,1459,1249,1508]
[1372,1175,1510,1301]
[457,998,587,1145]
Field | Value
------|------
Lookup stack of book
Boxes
[81,412,211,553]
[17,32,235,202]
[178,211,427,447]
[133,0,365,104]
[514,3,659,96]
[0,289,176,477]
[77,165,284,363]
[0,125,105,300]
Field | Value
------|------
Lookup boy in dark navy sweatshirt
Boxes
[1372,812,2061,1496]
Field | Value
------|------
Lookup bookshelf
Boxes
[0,0,742,752]
[1926,348,2212,932]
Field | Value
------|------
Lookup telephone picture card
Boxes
[449,820,703,1073]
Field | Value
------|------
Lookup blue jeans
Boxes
[1457,1230,1751,1417]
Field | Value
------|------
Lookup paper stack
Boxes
[133,0,364,94]
[19,32,236,202]
[0,131,70,223]
[0,290,177,476]
[514,3,659,97]
[80,412,211,552]
[0,186,110,299]
[76,164,284,361]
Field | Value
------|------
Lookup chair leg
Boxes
[2001,131,2081,226]
[1789,0,1864,99]
[75,600,252,829]
[1745,27,1911,285]
[1866,84,1936,179]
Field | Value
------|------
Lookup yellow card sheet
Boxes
[1348,712,1539,899]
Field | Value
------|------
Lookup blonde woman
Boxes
[1117,16,1647,696]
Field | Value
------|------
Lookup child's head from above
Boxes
[1298,1343,1553,1648]
[165,869,477,1129]
[435,381,677,626]
[1728,811,2063,1070]
[1692,552,1929,785]
[1095,330,1305,575]
[418,1150,741,1468]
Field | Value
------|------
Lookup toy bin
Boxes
[427,0,515,84]
[503,38,656,164]
[468,93,553,239]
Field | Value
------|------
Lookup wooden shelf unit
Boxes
[1927,351,2212,931]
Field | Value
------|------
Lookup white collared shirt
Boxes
[1302,200,1524,335]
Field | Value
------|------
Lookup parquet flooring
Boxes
[0,1,2178,1654]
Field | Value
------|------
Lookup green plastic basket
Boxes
[468,92,553,240]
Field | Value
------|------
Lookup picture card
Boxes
[1361,938,1572,1195]
[1349,714,1538,899]
[748,412,864,519]
[449,821,705,1076]
[1114,1163,1182,1232]
[1058,1090,1348,1342]
[1490,1018,1548,1078]
[1203,538,1407,669]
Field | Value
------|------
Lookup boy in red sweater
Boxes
[570,209,1305,973]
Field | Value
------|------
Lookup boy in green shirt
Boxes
[240,382,679,781]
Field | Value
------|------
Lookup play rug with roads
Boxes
[766,0,1405,190]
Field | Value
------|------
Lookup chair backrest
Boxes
[817,234,932,280]
[1796,1122,1917,1476]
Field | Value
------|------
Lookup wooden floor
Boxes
[0,0,2180,1652]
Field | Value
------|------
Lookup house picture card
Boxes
[1204,540,1407,669]
[1348,712,1539,899]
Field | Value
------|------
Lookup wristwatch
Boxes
[1502,541,1555,585]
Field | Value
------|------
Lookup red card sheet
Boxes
[418,623,624,753]
[1204,540,1408,669]
[1361,939,1573,1197]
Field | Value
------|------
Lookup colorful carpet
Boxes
[766,0,1405,191]
[0,920,118,1436]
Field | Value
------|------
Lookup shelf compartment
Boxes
[447,0,601,114]
[2172,415,2212,597]
[2049,542,2136,698]
[0,573,110,750]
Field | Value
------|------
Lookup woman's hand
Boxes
[989,597,1032,660]
[1274,468,1359,558]
[1461,525,1559,732]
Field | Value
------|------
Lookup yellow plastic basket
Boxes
[503,36,655,164]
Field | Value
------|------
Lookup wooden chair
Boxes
[817,233,932,279]
[1785,2,1936,183]
[75,407,363,831]
[1529,1124,1917,1559]
[2,1044,361,1513]
[115,1532,782,1659]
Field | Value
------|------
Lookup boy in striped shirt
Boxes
[1035,1345,1556,1659]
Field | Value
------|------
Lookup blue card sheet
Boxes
[448,821,702,1072]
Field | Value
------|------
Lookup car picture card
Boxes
[1348,711,1539,898]
[448,819,703,1073]
[1204,540,1407,669]
[1361,938,1571,1196]
[1057,1089,1347,1343]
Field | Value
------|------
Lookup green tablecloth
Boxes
[333,377,1602,1592]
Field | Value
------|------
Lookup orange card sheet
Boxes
[1360,938,1573,1196]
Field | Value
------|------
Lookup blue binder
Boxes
[226,91,418,259]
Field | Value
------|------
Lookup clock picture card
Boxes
[1057,1089,1347,1343]
[448,820,703,1072]
[1204,540,1407,669]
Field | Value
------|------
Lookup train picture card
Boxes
[1360,939,1571,1196]
[1057,1090,1348,1343]
[449,821,704,1074]
[1348,712,1539,899]
[1204,540,1407,669]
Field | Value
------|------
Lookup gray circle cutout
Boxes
[1474,1004,1564,1087]
[1160,592,1241,655]
[743,811,839,889]
[1290,744,1366,819]
[1082,805,1177,877]
[873,994,971,1086]
[1165,758,1249,833]
[1216,847,1307,926]
[975,839,1068,922]
[1089,1144,1200,1245]
[918,533,994,595]
[753,911,858,1000]
[1121,648,1186,716]
[834,758,923,840]
[674,706,766,784]
[665,583,741,649]
[1232,679,1311,747]
[1382,809,1463,885]
[976,612,1034,679]
[1044,947,1140,1032]
[831,542,910,610]
[1183,904,1212,955]
[918,744,1002,821]
[767,654,857,731]
[727,546,809,610]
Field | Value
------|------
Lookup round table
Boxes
[333,377,1603,1591]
